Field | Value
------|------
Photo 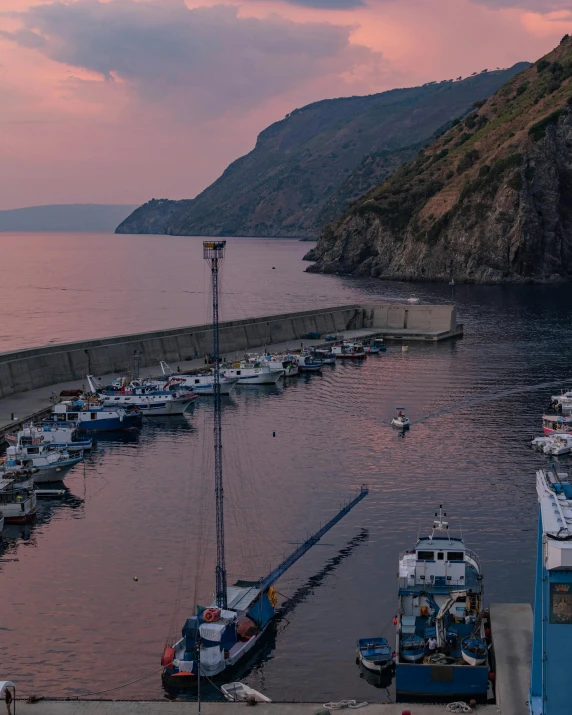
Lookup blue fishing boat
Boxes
[394,507,490,702]
[43,401,142,432]
[356,637,394,672]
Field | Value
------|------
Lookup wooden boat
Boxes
[221,682,272,702]
[357,637,394,672]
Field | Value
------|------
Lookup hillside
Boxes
[306,38,572,283]
[0,204,138,232]
[116,66,528,238]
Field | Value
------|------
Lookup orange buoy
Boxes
[393,617,398,626]
[161,646,175,667]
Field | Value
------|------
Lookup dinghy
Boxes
[461,636,488,666]
[356,637,394,672]
[221,682,272,702]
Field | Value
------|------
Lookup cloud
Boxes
[258,0,367,8]
[0,0,383,119]
[469,0,572,10]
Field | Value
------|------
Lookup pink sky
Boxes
[1,0,571,210]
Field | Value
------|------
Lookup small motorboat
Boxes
[544,433,572,455]
[399,634,424,663]
[461,637,488,666]
[356,637,394,672]
[221,682,272,703]
[407,295,420,304]
[391,408,410,429]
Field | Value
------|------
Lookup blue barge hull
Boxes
[396,663,489,702]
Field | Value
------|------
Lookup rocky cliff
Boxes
[306,39,572,283]
[116,66,527,237]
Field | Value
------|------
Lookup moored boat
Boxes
[5,424,92,453]
[543,433,572,455]
[394,507,490,702]
[356,637,394,672]
[223,361,284,384]
[44,401,142,432]
[1,443,83,483]
[542,414,572,436]
[294,354,322,372]
[332,343,366,359]
[0,478,37,523]
[160,361,239,394]
[221,682,272,702]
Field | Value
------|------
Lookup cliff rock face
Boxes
[117,66,527,237]
[306,40,572,283]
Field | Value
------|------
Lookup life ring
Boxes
[203,608,220,623]
[37,427,42,433]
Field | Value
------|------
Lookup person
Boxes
[427,636,437,653]
[5,687,13,715]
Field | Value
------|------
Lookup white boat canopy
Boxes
[0,682,15,694]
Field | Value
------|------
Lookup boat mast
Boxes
[203,241,227,610]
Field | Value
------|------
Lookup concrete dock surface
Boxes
[490,604,532,715]
[14,702,498,715]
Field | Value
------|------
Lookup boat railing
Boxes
[465,548,481,573]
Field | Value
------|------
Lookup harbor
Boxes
[0,242,569,712]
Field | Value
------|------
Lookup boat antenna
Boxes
[203,241,227,609]
[459,515,464,542]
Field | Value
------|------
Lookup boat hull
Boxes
[75,415,142,432]
[238,373,282,385]
[140,400,195,416]
[32,457,83,482]
[395,663,489,702]
[358,654,394,673]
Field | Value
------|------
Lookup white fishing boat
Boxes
[332,342,366,359]
[294,353,322,372]
[159,362,238,395]
[88,376,196,416]
[0,478,37,523]
[221,682,272,702]
[391,408,410,429]
[5,423,92,453]
[2,443,83,483]
[544,433,572,455]
[223,361,284,384]
[256,354,299,377]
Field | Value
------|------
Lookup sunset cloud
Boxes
[1,0,382,118]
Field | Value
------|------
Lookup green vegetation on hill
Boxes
[306,38,572,283]
[116,65,528,238]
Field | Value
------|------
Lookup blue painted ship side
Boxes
[396,662,489,700]
[75,414,141,432]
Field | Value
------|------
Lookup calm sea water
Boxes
[0,232,571,701]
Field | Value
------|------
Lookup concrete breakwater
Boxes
[0,303,460,399]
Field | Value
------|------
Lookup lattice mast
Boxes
[203,241,227,609]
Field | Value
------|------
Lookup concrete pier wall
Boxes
[0,303,459,399]
[0,305,362,399]
[362,303,456,333]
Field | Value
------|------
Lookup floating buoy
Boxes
[272,431,276,437]
[393,616,398,625]
[133,576,139,581]
[402,345,409,352]
[272,267,276,269]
